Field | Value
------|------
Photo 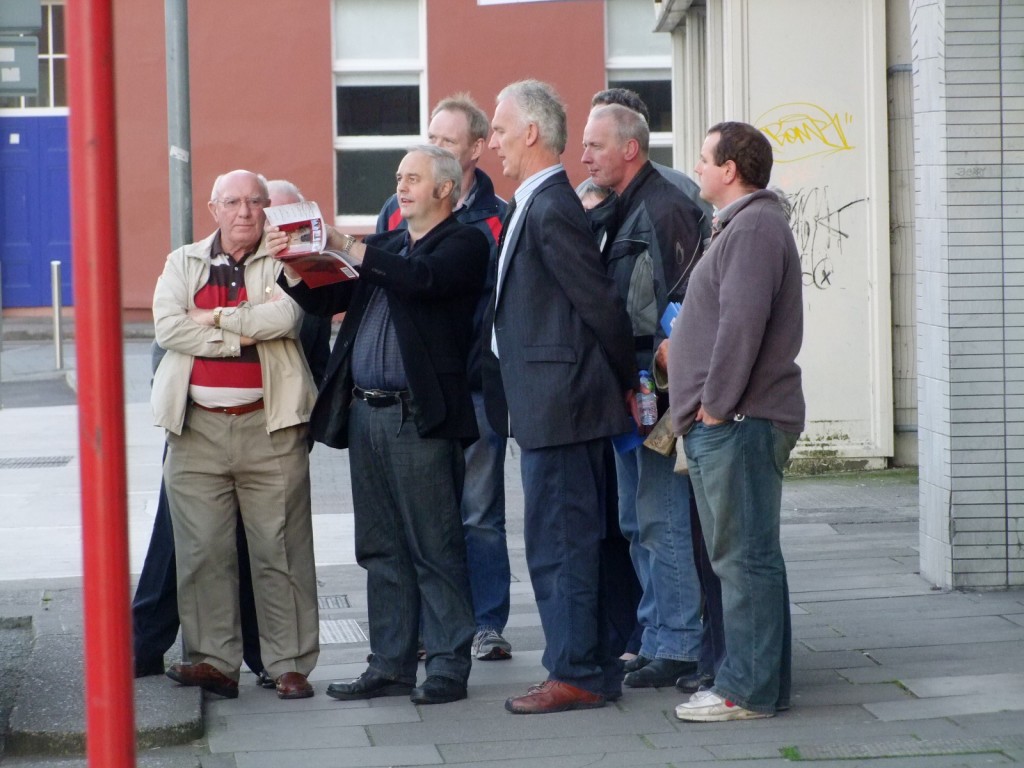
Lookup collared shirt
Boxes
[351,235,409,391]
[188,232,264,407]
[492,163,564,357]
[453,179,478,215]
[712,192,757,231]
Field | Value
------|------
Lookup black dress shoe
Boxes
[255,669,276,689]
[622,654,652,674]
[624,658,698,688]
[326,670,413,701]
[410,675,467,705]
[676,671,715,694]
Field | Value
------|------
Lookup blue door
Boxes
[0,115,72,308]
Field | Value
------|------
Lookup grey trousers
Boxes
[164,405,319,679]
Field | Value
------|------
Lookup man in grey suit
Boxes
[484,79,639,715]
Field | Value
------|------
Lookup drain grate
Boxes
[317,594,350,610]
[319,618,367,644]
[0,456,73,469]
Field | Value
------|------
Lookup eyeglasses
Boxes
[214,196,268,210]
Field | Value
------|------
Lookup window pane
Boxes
[51,4,66,55]
[0,96,24,109]
[52,58,66,107]
[335,0,418,60]
[608,79,672,132]
[26,60,51,108]
[606,0,670,59]
[649,146,673,168]
[39,4,51,55]
[337,86,418,136]
[336,149,407,216]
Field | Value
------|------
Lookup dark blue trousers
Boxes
[520,437,620,696]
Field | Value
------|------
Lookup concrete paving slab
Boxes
[437,734,675,764]
[207,718,370,753]
[648,714,959,748]
[207,700,422,731]
[801,615,1024,652]
[864,638,1024,666]
[865,691,1024,721]
[793,735,1024,761]
[234,744,442,768]
[838,656,1024,685]
[900,672,1024,698]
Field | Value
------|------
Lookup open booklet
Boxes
[265,200,361,287]
[264,201,328,256]
[277,249,360,288]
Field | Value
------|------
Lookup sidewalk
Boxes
[1,324,1023,767]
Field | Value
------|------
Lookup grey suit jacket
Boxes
[484,169,636,450]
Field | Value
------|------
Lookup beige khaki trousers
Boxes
[164,405,319,679]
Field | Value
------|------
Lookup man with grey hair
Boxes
[152,169,320,701]
[582,103,706,691]
[485,80,638,714]
[271,145,488,705]
[374,97,513,662]
[591,87,712,242]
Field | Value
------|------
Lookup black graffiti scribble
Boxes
[780,187,865,290]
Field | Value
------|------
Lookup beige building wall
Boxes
[658,0,894,470]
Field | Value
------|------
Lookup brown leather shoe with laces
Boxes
[275,671,314,699]
[166,662,238,699]
[504,680,605,714]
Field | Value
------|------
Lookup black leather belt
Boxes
[353,386,409,408]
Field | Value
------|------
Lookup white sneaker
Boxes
[472,628,512,660]
[675,691,775,722]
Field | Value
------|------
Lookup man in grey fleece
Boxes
[667,121,804,722]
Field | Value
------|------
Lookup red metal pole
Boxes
[66,0,135,766]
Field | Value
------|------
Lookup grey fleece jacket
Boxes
[668,189,805,436]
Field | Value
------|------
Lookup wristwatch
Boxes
[213,307,222,329]
[339,233,356,254]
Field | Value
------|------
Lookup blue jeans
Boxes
[684,417,797,714]
[461,391,511,632]
[520,438,617,695]
[689,491,725,679]
[349,400,475,685]
[615,446,702,661]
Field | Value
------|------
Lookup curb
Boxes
[4,604,202,758]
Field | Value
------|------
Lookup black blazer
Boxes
[484,170,636,450]
[282,216,489,449]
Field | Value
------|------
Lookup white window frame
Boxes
[332,1,426,229]
[605,54,674,160]
[0,1,68,115]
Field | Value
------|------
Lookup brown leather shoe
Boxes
[275,671,314,700]
[166,662,238,699]
[504,680,605,714]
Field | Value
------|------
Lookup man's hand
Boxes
[654,338,669,374]
[265,225,301,281]
[265,225,289,258]
[695,405,725,426]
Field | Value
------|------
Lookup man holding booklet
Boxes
[268,144,488,705]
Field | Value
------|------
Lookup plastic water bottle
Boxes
[636,370,658,427]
